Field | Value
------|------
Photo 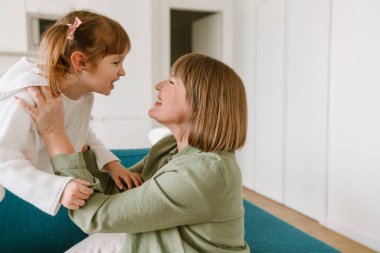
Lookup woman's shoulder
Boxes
[171,149,239,185]
[150,135,177,154]
[179,149,237,170]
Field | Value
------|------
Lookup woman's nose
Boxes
[155,81,163,90]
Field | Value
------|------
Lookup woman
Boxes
[18,53,250,252]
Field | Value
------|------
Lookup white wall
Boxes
[0,1,35,71]
[0,0,87,52]
[327,0,380,250]
[87,0,153,148]
[0,0,28,52]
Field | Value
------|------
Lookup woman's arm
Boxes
[50,156,223,234]
[14,87,94,210]
[15,86,75,156]
[85,128,143,189]
[18,86,142,189]
[16,86,140,193]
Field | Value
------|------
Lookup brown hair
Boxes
[171,53,247,152]
[39,10,131,96]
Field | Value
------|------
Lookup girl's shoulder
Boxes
[14,89,36,105]
[0,58,46,94]
[0,88,35,107]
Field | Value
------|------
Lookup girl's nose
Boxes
[119,66,126,76]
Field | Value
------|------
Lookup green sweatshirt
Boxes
[51,135,250,253]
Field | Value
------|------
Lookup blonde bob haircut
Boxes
[171,53,247,152]
[39,10,131,96]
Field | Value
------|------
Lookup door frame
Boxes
[152,0,234,82]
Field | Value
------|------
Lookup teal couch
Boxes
[0,149,339,253]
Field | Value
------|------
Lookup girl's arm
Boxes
[85,129,143,189]
[0,89,72,215]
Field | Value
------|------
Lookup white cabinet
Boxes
[283,0,330,223]
[237,0,380,250]
[251,0,330,222]
[254,0,285,203]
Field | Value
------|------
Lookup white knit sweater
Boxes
[0,57,119,215]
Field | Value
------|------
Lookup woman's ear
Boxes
[70,51,87,72]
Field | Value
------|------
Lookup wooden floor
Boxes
[243,188,376,253]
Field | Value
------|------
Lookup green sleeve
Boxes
[82,150,120,194]
[82,150,145,192]
[51,152,110,194]
[68,162,225,234]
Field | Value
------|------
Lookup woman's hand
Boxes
[15,86,75,156]
[61,179,94,210]
[15,86,65,137]
[104,161,143,190]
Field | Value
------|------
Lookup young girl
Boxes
[18,53,250,252]
[0,10,142,216]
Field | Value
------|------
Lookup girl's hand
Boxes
[104,161,143,190]
[15,86,65,137]
[61,179,94,210]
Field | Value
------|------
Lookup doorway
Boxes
[153,0,234,82]
[170,10,220,65]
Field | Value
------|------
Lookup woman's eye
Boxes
[114,62,120,65]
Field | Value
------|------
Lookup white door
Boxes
[192,13,222,61]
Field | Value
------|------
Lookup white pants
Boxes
[65,233,124,253]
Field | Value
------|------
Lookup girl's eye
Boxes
[114,62,120,65]
[169,80,174,85]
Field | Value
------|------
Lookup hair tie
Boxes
[66,17,82,40]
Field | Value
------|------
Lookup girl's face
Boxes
[81,53,127,96]
[149,75,189,131]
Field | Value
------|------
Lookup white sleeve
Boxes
[85,127,119,171]
[0,91,71,215]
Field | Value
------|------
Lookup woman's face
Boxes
[149,75,189,130]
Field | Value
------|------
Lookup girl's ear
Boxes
[70,51,87,72]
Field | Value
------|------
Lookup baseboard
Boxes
[326,217,380,252]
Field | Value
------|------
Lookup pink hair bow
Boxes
[66,17,82,40]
